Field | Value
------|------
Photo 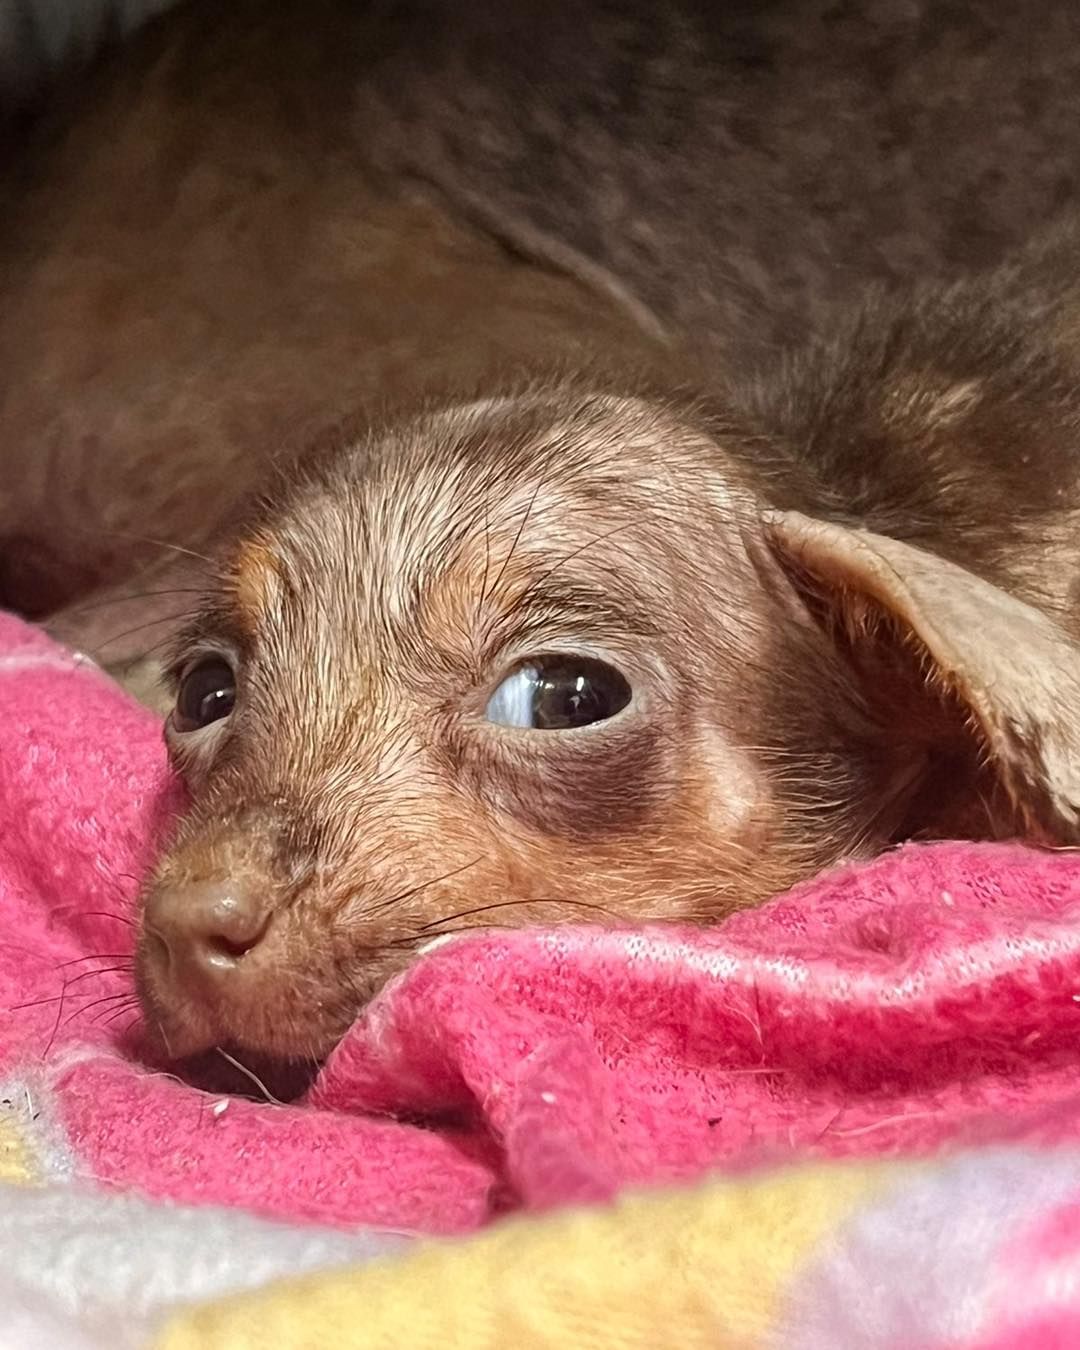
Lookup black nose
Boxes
[143,879,272,977]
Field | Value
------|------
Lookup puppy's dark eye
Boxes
[173,657,236,733]
[486,655,632,730]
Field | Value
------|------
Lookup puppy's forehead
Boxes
[238,395,717,635]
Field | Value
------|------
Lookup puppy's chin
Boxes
[126,988,345,1101]
[170,1048,323,1104]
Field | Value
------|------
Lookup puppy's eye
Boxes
[486,655,632,730]
[173,657,236,733]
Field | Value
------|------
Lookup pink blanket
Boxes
[5,609,1080,1237]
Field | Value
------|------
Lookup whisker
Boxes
[367,857,482,917]
[519,521,635,599]
[42,977,68,1057]
[60,990,138,1029]
[96,999,143,1030]
[108,630,195,670]
[474,493,493,629]
[101,1007,142,1033]
[60,525,214,567]
[91,610,200,654]
[76,911,138,930]
[58,963,132,990]
[389,921,510,947]
[157,1019,173,1059]
[414,895,621,934]
[55,952,134,969]
[11,987,129,1012]
[9,964,132,1010]
[485,480,543,604]
[60,588,208,621]
[215,1048,286,1106]
[10,993,66,1012]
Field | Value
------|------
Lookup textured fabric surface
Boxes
[11,609,1080,1344]
[0,1182,405,1350]
[6,1143,1080,1348]
[153,1147,1080,1349]
[6,608,1080,1235]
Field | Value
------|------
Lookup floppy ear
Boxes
[761,510,1080,844]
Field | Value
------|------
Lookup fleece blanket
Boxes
[9,608,1080,1343]
[11,1146,1080,1349]
[149,1144,1080,1349]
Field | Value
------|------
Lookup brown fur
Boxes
[137,238,1080,1063]
[140,390,894,1059]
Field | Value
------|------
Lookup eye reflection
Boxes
[486,655,632,730]
[173,657,236,733]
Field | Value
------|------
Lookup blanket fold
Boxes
[6,611,1080,1232]
[8,608,1080,1344]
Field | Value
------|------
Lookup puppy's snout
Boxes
[144,879,272,976]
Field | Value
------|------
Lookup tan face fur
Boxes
[136,389,901,1063]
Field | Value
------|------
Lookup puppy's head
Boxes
[135,385,1080,1065]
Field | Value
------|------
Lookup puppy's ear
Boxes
[762,510,1080,844]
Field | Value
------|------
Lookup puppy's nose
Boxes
[144,879,272,977]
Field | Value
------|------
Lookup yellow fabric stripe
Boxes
[0,1116,39,1186]
[156,1162,893,1350]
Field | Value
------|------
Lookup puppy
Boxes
[137,225,1080,1065]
